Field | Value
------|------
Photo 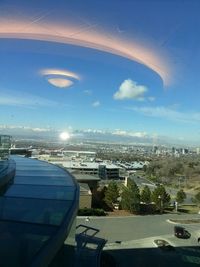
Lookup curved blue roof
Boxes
[0,156,79,267]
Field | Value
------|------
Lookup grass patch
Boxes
[170,219,200,224]
[178,204,199,214]
[136,170,145,176]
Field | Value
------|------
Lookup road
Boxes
[77,213,200,242]
[77,214,200,267]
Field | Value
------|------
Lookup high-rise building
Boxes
[0,135,11,160]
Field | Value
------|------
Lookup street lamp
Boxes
[175,201,178,213]
[158,195,163,214]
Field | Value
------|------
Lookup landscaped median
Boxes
[177,204,200,214]
[167,218,200,225]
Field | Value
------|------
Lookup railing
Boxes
[75,224,107,267]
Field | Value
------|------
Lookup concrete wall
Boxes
[79,194,92,209]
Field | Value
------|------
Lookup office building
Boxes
[53,161,120,180]
[0,135,11,160]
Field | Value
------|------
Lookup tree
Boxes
[151,185,171,213]
[142,165,147,172]
[121,179,140,213]
[92,186,107,208]
[188,162,194,168]
[176,189,186,204]
[104,181,119,209]
[192,192,200,207]
[141,185,151,204]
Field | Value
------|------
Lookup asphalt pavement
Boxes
[77,213,200,242]
[77,214,200,267]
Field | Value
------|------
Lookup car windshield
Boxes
[1,1,200,267]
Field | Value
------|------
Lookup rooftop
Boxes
[72,173,101,181]
[52,161,121,170]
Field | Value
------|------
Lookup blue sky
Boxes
[1,1,200,145]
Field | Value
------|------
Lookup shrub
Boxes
[78,208,106,216]
[139,203,156,214]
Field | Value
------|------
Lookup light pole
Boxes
[158,195,163,214]
[175,201,178,213]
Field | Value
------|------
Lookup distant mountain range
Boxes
[0,125,193,147]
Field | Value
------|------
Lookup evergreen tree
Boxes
[192,192,200,207]
[92,186,107,209]
[141,185,151,204]
[121,179,140,213]
[176,189,186,204]
[104,181,119,209]
[151,185,170,213]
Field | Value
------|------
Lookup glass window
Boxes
[0,220,56,267]
[14,175,74,186]
[5,184,75,200]
[0,197,73,226]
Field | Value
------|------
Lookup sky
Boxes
[1,0,200,145]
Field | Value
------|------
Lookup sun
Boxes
[59,132,70,141]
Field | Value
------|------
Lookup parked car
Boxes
[154,239,175,252]
[174,226,191,239]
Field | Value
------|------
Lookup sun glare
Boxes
[59,131,70,141]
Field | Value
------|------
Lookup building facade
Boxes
[0,135,11,160]
[53,161,120,180]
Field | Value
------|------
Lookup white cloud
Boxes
[127,106,200,124]
[113,79,148,100]
[92,101,100,107]
[47,78,74,88]
[131,132,148,138]
[40,68,80,89]
[112,129,148,138]
[77,128,150,140]
[81,128,148,138]
[82,129,106,134]
[40,68,80,80]
[31,127,50,132]
[0,125,52,132]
